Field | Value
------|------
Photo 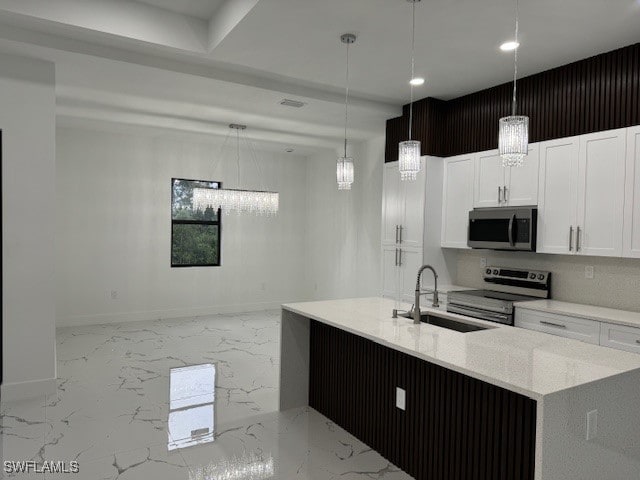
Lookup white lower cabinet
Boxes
[600,323,640,354]
[515,309,600,345]
[400,248,422,303]
[381,246,422,303]
[381,246,401,299]
[516,308,640,353]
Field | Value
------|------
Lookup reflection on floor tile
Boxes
[0,311,412,479]
[168,363,215,451]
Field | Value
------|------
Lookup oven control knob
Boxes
[538,274,545,280]
[492,269,499,275]
[486,268,492,275]
[529,273,536,279]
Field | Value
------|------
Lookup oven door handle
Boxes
[446,304,511,324]
[447,298,509,314]
[508,214,516,247]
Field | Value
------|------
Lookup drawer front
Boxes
[600,323,640,354]
[515,309,601,344]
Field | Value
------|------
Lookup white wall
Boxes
[305,136,385,299]
[1,53,57,400]
[55,126,308,326]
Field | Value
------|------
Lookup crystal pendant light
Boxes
[192,125,279,216]
[398,0,422,182]
[498,0,529,167]
[337,33,356,190]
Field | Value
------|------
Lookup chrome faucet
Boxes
[413,265,439,324]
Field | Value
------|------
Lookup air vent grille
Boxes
[279,99,306,108]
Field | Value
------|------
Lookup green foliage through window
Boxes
[171,178,221,267]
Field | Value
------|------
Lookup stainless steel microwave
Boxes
[468,207,537,251]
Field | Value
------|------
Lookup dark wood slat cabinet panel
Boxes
[309,320,537,480]
[385,43,640,161]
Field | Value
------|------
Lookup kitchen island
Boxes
[280,297,640,480]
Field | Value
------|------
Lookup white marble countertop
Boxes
[282,297,640,400]
[514,299,640,329]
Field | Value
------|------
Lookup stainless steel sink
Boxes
[400,312,490,332]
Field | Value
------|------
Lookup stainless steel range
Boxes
[447,267,551,325]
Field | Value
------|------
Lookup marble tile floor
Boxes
[0,311,412,479]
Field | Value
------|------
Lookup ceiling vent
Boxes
[279,99,306,108]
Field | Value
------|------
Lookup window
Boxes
[171,178,221,267]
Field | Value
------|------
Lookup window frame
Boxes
[170,177,222,268]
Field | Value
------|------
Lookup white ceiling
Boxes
[0,0,638,153]
[211,0,640,102]
[132,0,225,20]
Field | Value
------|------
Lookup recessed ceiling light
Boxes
[500,41,520,52]
[285,148,295,153]
[409,77,425,86]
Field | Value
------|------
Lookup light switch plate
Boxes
[480,257,487,267]
[586,409,598,440]
[585,266,594,279]
[396,387,406,411]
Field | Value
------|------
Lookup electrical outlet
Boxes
[480,257,487,267]
[586,409,598,440]
[110,290,118,300]
[585,266,594,279]
[395,387,406,411]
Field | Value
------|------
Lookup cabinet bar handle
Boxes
[498,186,502,203]
[395,248,399,266]
[399,225,403,244]
[503,185,508,202]
[540,320,567,329]
[569,226,574,251]
[576,226,582,252]
[398,248,402,266]
[395,225,399,244]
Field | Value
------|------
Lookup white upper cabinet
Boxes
[537,129,626,256]
[624,126,640,258]
[506,144,540,206]
[577,129,626,257]
[381,160,426,248]
[401,162,427,248]
[474,146,540,208]
[382,163,403,245]
[474,150,506,208]
[537,137,580,254]
[441,154,474,248]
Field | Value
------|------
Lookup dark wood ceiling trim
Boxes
[385,43,640,161]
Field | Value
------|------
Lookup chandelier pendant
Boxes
[399,0,422,181]
[499,0,529,167]
[337,33,356,190]
[192,124,279,216]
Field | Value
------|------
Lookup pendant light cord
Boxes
[242,130,268,191]
[408,0,416,141]
[512,0,520,116]
[235,128,241,187]
[343,39,350,159]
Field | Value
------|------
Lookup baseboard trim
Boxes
[56,300,289,327]
[1,377,57,402]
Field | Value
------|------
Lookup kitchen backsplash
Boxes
[456,250,640,312]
